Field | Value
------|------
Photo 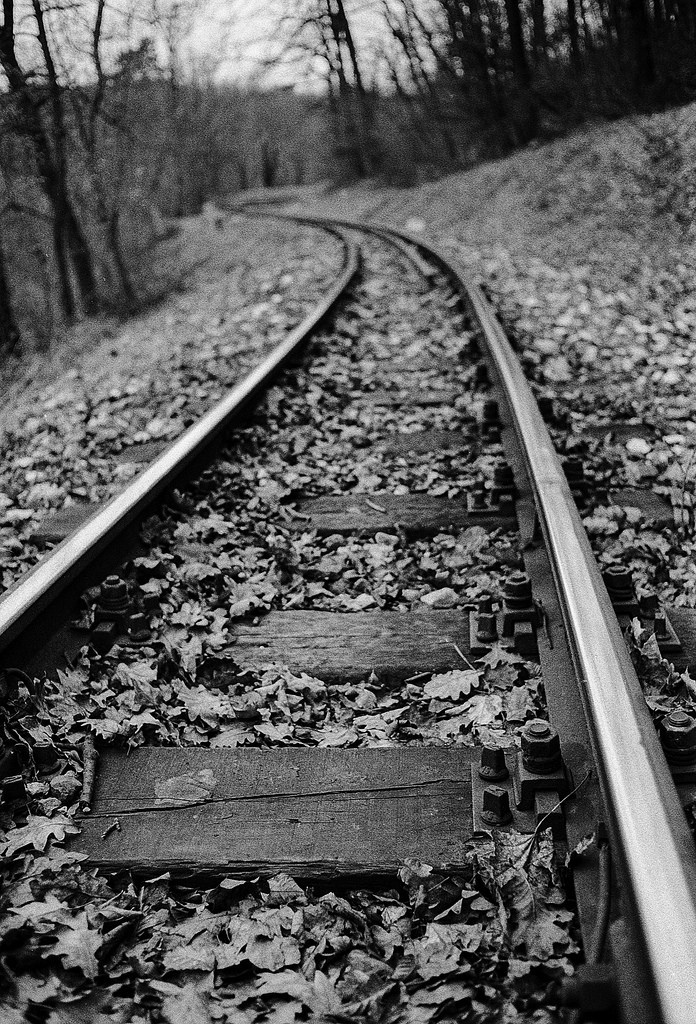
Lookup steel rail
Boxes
[0,229,360,656]
[396,224,696,1024]
[460,273,696,1024]
[250,208,696,1023]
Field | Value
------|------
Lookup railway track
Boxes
[1,214,695,1023]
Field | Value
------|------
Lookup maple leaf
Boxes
[424,670,480,701]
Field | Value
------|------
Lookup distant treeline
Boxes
[0,0,694,357]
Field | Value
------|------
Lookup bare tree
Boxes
[0,0,98,315]
[0,216,20,354]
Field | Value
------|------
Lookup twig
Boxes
[365,499,387,513]
[80,734,97,813]
[451,642,476,671]
[101,818,121,840]
[520,770,593,868]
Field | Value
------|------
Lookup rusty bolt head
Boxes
[564,457,585,481]
[476,612,498,643]
[504,572,532,609]
[478,595,493,615]
[198,470,216,493]
[493,463,514,487]
[479,746,508,782]
[127,613,152,644]
[476,364,489,386]
[660,710,696,766]
[482,400,500,424]
[521,719,562,774]
[640,592,659,618]
[602,565,633,594]
[99,575,129,612]
[2,774,27,803]
[471,482,487,508]
[538,396,555,421]
[481,785,512,825]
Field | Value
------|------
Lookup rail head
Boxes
[0,227,360,657]
[251,207,696,1023]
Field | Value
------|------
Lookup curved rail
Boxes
[249,207,696,1024]
[0,227,360,655]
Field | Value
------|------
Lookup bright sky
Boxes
[186,0,401,89]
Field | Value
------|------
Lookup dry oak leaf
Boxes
[423,670,480,701]
[51,913,102,979]
[154,769,218,807]
[1,815,79,857]
[161,983,212,1024]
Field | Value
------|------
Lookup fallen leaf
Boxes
[424,670,480,701]
[154,769,218,807]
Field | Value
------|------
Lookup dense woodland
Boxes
[0,0,694,358]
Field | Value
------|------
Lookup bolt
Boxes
[476,364,489,386]
[479,746,508,782]
[654,615,667,636]
[127,613,152,645]
[538,396,555,421]
[476,612,498,643]
[497,493,515,514]
[521,718,562,774]
[99,575,129,615]
[493,463,515,488]
[197,470,216,494]
[478,595,493,615]
[602,565,634,605]
[660,710,696,766]
[640,592,659,618]
[1,774,27,803]
[482,400,500,425]
[481,785,512,825]
[504,572,533,609]
[471,482,487,509]
[564,457,585,482]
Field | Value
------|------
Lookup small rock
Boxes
[421,587,458,608]
[49,773,81,802]
[626,437,651,457]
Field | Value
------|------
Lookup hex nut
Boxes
[521,719,562,774]
[602,565,633,598]
[504,571,533,608]
[99,575,129,612]
[660,710,696,766]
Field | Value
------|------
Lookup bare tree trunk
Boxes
[32,0,98,313]
[531,0,548,62]
[567,0,582,68]
[504,0,538,138]
[0,1,97,316]
[628,0,656,86]
[0,218,20,354]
